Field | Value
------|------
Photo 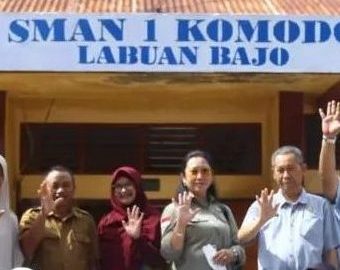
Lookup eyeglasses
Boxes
[112,182,134,191]
[186,167,212,177]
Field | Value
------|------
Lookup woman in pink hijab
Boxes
[98,166,166,270]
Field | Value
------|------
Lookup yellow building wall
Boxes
[4,87,322,203]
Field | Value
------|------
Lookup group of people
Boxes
[1,100,340,270]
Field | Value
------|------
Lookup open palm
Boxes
[256,188,278,223]
[38,181,55,216]
[319,100,340,137]
[122,205,144,239]
[175,191,200,226]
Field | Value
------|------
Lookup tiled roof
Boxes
[0,0,339,15]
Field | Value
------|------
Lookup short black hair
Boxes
[45,165,75,185]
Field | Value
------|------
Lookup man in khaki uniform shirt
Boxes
[19,166,99,270]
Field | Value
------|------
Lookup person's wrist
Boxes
[322,134,337,144]
[131,233,140,240]
[231,247,240,264]
[258,215,268,227]
[41,205,49,216]
[173,224,186,237]
[174,222,186,237]
[176,217,188,228]
[174,231,185,237]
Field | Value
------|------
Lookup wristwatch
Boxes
[231,247,239,264]
[322,135,337,144]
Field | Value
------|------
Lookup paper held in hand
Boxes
[202,244,227,270]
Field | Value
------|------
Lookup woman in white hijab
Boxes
[0,155,23,270]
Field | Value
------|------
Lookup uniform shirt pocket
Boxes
[299,214,322,245]
[44,228,59,240]
[67,230,91,249]
[74,233,91,243]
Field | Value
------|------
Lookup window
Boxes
[20,123,261,174]
[304,114,340,169]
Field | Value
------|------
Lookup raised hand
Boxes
[173,191,200,227]
[319,100,340,138]
[37,181,55,216]
[256,188,278,224]
[122,205,144,239]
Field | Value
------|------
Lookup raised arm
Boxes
[122,205,165,267]
[169,192,199,251]
[238,188,278,245]
[161,192,199,261]
[319,100,340,201]
[20,210,46,260]
[20,181,54,260]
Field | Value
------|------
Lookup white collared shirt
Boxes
[242,189,338,270]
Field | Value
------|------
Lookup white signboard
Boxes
[0,13,340,72]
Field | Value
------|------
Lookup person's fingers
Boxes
[188,191,194,200]
[122,220,127,228]
[127,207,131,218]
[138,212,144,222]
[132,204,139,217]
[260,188,267,195]
[331,100,336,114]
[188,191,194,198]
[336,102,340,118]
[319,108,326,119]
[261,188,268,203]
[135,206,140,218]
[213,250,229,265]
[131,205,137,217]
[41,195,54,216]
[213,253,223,262]
[327,101,331,115]
[38,181,48,196]
[171,197,177,206]
[268,189,275,203]
[260,189,264,196]
[213,250,222,260]
[178,193,183,205]
[183,192,187,203]
[183,191,190,203]
[185,192,194,205]
[255,194,261,204]
[38,183,43,195]
[40,181,45,189]
[259,190,265,204]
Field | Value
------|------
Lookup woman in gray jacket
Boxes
[160,150,245,270]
